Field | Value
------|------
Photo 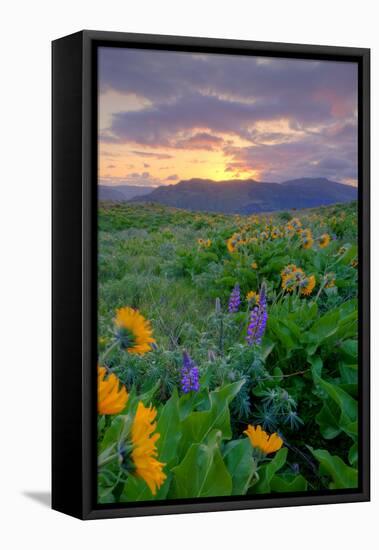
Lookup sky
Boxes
[98,47,358,188]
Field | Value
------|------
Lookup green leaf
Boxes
[178,390,208,421]
[251,448,288,494]
[156,389,181,467]
[127,380,161,412]
[309,448,358,489]
[336,244,357,266]
[348,442,358,467]
[99,415,130,454]
[313,373,357,441]
[178,380,245,458]
[261,338,275,360]
[316,399,342,439]
[306,310,339,350]
[339,363,358,385]
[172,431,233,498]
[271,473,308,492]
[267,318,299,357]
[121,472,171,502]
[339,340,358,362]
[223,438,255,495]
[308,355,323,377]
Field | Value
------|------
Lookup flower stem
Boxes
[99,340,118,364]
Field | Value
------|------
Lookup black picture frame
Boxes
[52,30,370,520]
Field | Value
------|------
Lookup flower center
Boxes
[116,327,136,350]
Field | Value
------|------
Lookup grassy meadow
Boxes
[97,200,359,503]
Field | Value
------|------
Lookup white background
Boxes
[1,0,376,548]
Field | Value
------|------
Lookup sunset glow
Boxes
[98,48,358,188]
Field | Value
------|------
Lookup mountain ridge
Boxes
[127,177,357,214]
[99,184,152,202]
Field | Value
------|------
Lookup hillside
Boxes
[99,184,151,202]
[128,177,357,214]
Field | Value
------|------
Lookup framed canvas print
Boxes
[52,30,370,520]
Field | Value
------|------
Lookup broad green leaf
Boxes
[308,355,323,377]
[348,442,358,467]
[306,310,339,347]
[261,338,275,360]
[126,380,161,415]
[336,244,357,266]
[313,374,357,442]
[156,389,181,466]
[339,363,358,385]
[251,448,288,494]
[121,472,171,502]
[172,431,233,498]
[178,390,208,421]
[178,380,245,458]
[309,448,358,489]
[339,340,358,362]
[271,473,308,492]
[99,415,130,454]
[316,399,342,439]
[223,438,255,495]
[267,318,299,356]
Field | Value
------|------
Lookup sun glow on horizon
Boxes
[98,49,358,189]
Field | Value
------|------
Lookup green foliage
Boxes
[223,438,256,495]
[309,448,358,489]
[97,201,359,501]
[171,431,233,498]
[251,448,288,493]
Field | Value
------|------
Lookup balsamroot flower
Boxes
[226,233,239,253]
[114,306,155,355]
[244,424,283,455]
[300,228,314,249]
[98,366,128,415]
[181,351,200,393]
[271,227,282,239]
[281,264,316,296]
[324,272,336,288]
[198,238,211,248]
[246,285,268,345]
[318,233,331,248]
[290,218,302,230]
[299,275,316,296]
[228,283,241,313]
[131,402,166,495]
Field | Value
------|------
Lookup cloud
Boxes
[99,48,358,183]
[166,174,179,181]
[129,150,173,159]
[176,132,224,150]
[100,172,163,187]
[99,48,357,108]
[103,91,335,147]
[225,136,357,184]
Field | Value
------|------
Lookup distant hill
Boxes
[128,177,357,214]
[99,185,152,202]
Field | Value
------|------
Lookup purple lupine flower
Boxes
[181,351,200,393]
[228,283,241,313]
[246,284,268,345]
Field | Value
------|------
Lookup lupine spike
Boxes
[246,284,268,345]
[181,351,200,393]
[228,283,241,313]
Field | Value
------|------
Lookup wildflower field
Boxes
[97,200,359,503]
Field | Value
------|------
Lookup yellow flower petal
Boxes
[98,366,128,415]
[244,424,283,455]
